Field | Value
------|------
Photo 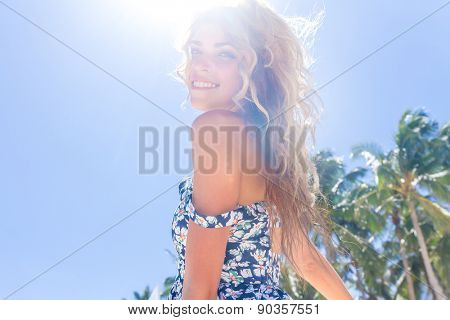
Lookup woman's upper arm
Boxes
[190,109,244,213]
[182,110,244,299]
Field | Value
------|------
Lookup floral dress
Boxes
[169,175,292,300]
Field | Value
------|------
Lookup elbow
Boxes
[298,260,318,275]
[294,251,324,276]
[293,242,324,275]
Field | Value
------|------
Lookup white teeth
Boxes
[192,81,219,88]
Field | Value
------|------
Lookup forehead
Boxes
[189,23,230,46]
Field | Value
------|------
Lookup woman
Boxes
[169,0,353,300]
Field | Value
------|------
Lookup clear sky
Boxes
[0,0,448,299]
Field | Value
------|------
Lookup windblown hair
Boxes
[173,0,336,290]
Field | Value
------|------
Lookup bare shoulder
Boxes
[190,110,246,216]
[192,109,245,129]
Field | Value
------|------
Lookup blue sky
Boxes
[0,0,448,299]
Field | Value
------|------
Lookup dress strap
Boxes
[184,176,240,228]
[186,193,239,228]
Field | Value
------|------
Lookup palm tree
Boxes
[280,150,396,299]
[342,158,420,300]
[351,109,449,300]
[160,276,176,300]
[122,285,152,300]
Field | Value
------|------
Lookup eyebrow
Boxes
[188,40,235,48]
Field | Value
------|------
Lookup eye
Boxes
[188,47,236,59]
[189,47,200,55]
[219,52,236,59]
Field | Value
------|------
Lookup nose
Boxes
[192,55,213,72]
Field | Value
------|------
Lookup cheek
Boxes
[220,66,242,92]
[185,63,193,82]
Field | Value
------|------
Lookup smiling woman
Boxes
[168,0,353,300]
[185,23,244,112]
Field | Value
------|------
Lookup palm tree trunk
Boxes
[406,199,446,299]
[391,211,416,299]
[398,238,416,299]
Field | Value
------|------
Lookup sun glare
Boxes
[114,0,239,33]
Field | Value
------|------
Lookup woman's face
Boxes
[186,23,243,112]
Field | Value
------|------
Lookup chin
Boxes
[192,105,208,112]
[190,100,213,112]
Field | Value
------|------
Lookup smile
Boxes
[191,80,220,89]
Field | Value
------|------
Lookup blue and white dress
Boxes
[169,175,292,300]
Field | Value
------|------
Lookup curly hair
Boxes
[172,0,336,290]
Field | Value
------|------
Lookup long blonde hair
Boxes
[173,0,336,286]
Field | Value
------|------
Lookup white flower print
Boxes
[240,241,257,251]
[205,215,219,225]
[229,248,241,256]
[237,261,251,267]
[240,268,252,278]
[233,230,245,238]
[253,264,266,277]
[250,249,267,263]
